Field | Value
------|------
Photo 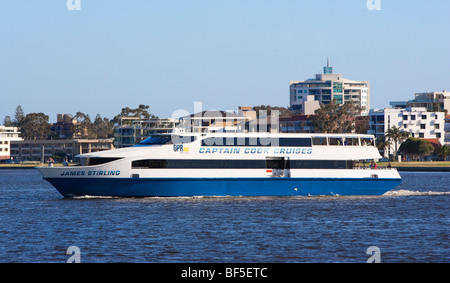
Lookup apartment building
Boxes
[368,107,445,156]
[290,60,370,116]
[0,126,23,161]
[114,117,179,148]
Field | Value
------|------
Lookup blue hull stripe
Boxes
[45,177,402,197]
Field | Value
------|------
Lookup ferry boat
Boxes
[37,133,401,197]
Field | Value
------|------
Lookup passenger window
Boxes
[312,137,327,146]
[344,137,359,146]
[328,137,343,146]
[361,137,374,146]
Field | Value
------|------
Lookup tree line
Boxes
[3,104,156,141]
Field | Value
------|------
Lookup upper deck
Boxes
[77,132,381,163]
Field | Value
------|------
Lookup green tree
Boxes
[312,100,360,133]
[399,137,434,161]
[385,126,409,161]
[71,112,94,139]
[3,116,13,127]
[252,105,294,119]
[93,114,114,139]
[14,105,25,126]
[355,116,370,134]
[376,135,391,158]
[20,113,51,140]
[113,104,156,124]
[435,145,450,161]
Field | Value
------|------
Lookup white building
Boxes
[290,60,370,116]
[368,107,445,156]
[0,126,23,161]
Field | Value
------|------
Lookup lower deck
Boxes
[45,176,402,198]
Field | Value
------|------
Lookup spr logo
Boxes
[173,144,189,153]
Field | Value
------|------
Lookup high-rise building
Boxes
[289,60,370,116]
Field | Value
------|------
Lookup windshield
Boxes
[138,135,173,145]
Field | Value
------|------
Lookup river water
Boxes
[0,169,448,263]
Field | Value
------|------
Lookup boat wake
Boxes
[383,189,450,197]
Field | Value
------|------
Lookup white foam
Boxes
[383,189,450,196]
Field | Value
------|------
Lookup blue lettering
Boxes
[244,148,250,154]
[199,148,205,154]
[307,148,312,154]
[212,148,218,154]
[274,148,279,154]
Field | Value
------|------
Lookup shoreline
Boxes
[395,167,450,172]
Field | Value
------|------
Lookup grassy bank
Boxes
[377,161,450,168]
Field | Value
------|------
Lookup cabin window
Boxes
[84,157,123,166]
[360,137,374,146]
[344,137,359,146]
[312,137,327,146]
[328,137,343,146]
[265,157,288,170]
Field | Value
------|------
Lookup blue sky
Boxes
[1,0,449,123]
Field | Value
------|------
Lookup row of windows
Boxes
[131,159,353,170]
[138,135,374,147]
[402,114,440,121]
[312,137,373,146]
[411,124,441,129]
[201,137,312,147]
[409,132,441,138]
